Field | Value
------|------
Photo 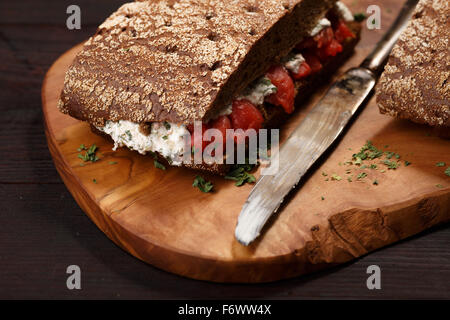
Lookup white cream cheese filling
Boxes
[282,53,306,74]
[309,18,332,37]
[334,1,355,22]
[238,77,277,106]
[97,120,189,166]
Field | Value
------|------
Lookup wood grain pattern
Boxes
[41,0,450,283]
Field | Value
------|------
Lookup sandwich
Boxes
[59,0,362,175]
[376,0,449,130]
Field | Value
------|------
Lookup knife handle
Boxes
[360,0,419,75]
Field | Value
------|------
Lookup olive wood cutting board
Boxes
[42,0,450,282]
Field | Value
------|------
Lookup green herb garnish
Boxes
[445,167,450,177]
[192,176,214,193]
[353,13,366,22]
[125,130,132,141]
[353,141,383,162]
[357,172,367,180]
[383,160,399,170]
[78,144,100,163]
[164,122,171,130]
[404,161,411,167]
[154,160,166,170]
[436,162,446,167]
[331,174,342,181]
[93,178,97,184]
[108,161,118,165]
[77,144,86,152]
[225,162,256,187]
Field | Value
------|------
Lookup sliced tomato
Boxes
[209,115,232,151]
[334,20,355,43]
[291,61,312,80]
[303,52,322,74]
[265,65,295,114]
[230,100,264,131]
[316,38,343,61]
[325,38,343,56]
[314,27,334,49]
[187,122,209,152]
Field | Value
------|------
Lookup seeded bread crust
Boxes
[58,0,337,127]
[376,0,450,127]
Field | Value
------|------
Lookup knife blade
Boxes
[235,0,419,246]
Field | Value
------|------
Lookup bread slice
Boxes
[58,0,336,126]
[376,0,450,128]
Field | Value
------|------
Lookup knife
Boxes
[235,0,419,246]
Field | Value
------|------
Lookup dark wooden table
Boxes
[1,0,449,299]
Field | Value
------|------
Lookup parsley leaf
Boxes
[192,176,214,193]
[331,174,342,181]
[77,144,100,163]
[445,167,450,177]
[383,160,399,170]
[154,160,166,170]
[353,13,366,22]
[436,162,446,167]
[353,141,383,163]
[357,172,367,180]
[225,163,256,187]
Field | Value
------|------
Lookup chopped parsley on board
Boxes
[153,160,166,170]
[321,141,413,191]
[383,160,399,170]
[331,174,342,181]
[192,176,214,193]
[147,151,166,170]
[77,144,100,163]
[225,163,256,187]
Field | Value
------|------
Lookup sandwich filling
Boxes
[97,1,356,165]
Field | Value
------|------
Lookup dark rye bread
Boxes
[58,0,336,127]
[376,0,450,128]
